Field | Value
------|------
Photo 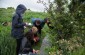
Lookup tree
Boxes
[47,0,85,55]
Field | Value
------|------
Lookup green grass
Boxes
[1,8,85,55]
[0,8,49,55]
[0,25,16,55]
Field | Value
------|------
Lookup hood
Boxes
[16,4,27,14]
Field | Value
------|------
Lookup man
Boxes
[31,18,49,35]
[11,4,28,55]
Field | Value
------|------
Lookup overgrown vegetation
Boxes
[0,0,85,55]
[45,0,85,55]
[0,8,48,55]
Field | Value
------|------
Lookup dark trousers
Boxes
[38,29,41,35]
[36,26,41,35]
[16,38,22,55]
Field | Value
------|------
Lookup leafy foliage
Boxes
[46,0,85,55]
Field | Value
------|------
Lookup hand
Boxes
[33,38,37,42]
[24,26,26,29]
[33,49,36,53]
[25,22,29,26]
[34,37,39,42]
[35,50,40,53]
[33,49,40,54]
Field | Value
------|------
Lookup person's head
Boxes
[44,18,49,23]
[16,4,27,14]
[35,20,41,26]
[32,26,38,34]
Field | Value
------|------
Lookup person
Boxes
[31,18,53,35]
[11,4,29,55]
[25,26,39,45]
[20,26,39,54]
[46,20,54,29]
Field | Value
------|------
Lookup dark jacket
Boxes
[31,18,53,29]
[25,30,34,42]
[31,18,45,29]
[20,30,34,53]
[21,37,33,54]
[11,4,26,39]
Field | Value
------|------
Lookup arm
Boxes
[31,18,36,26]
[25,31,34,42]
[12,14,26,28]
[47,22,54,29]
[41,20,45,29]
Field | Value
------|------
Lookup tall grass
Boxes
[0,8,48,55]
[0,25,16,55]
